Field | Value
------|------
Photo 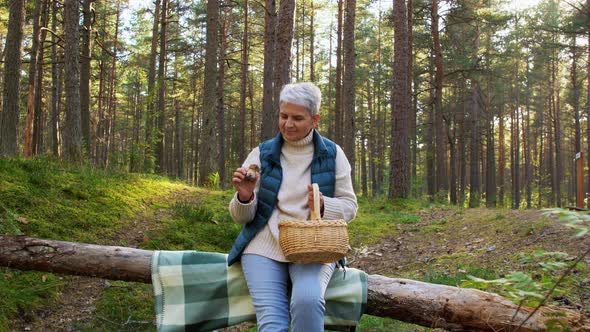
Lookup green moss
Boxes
[0,268,62,331]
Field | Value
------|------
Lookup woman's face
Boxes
[279,102,320,142]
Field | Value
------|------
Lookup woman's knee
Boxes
[291,289,326,311]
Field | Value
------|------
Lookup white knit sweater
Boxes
[228,130,358,262]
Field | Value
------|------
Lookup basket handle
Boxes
[311,183,322,222]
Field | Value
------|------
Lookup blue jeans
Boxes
[241,254,335,332]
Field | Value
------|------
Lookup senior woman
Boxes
[227,82,357,332]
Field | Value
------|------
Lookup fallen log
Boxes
[0,235,587,331]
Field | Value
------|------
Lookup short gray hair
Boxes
[279,82,322,117]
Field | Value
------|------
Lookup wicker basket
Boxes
[279,183,349,264]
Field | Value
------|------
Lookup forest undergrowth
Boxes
[0,159,588,331]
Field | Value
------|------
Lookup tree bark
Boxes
[50,0,61,157]
[260,0,277,141]
[342,0,356,186]
[105,0,121,168]
[498,103,505,207]
[485,75,496,208]
[587,0,590,208]
[80,0,95,158]
[239,0,249,163]
[432,0,447,193]
[33,1,49,156]
[0,0,26,157]
[552,50,562,207]
[0,236,587,332]
[155,0,169,174]
[198,0,219,185]
[24,0,46,157]
[525,57,532,209]
[389,0,410,198]
[144,0,161,173]
[468,25,481,208]
[217,4,230,187]
[272,0,296,119]
[426,60,436,198]
[63,0,83,163]
[334,0,344,146]
[408,0,416,181]
[309,0,315,82]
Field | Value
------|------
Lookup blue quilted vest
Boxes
[227,130,337,266]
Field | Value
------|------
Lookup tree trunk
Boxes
[458,82,467,204]
[272,0,296,118]
[552,52,562,207]
[408,0,415,181]
[106,0,121,168]
[50,0,61,157]
[260,0,277,141]
[538,97,545,208]
[485,78,496,208]
[63,0,83,163]
[0,236,586,332]
[389,0,410,198]
[33,0,50,156]
[173,72,183,179]
[80,0,95,157]
[498,104,505,207]
[334,0,344,146]
[144,0,161,173]
[24,0,45,157]
[342,0,356,186]
[432,0,446,193]
[155,0,168,174]
[426,62,436,198]
[512,48,520,210]
[198,0,219,185]
[572,37,581,154]
[130,79,142,173]
[525,58,532,209]
[0,0,26,157]
[239,0,249,163]
[217,5,230,187]
[375,10,385,194]
[309,0,315,82]
[468,26,481,208]
[587,0,590,208]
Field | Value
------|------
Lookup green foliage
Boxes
[542,208,590,238]
[424,265,498,287]
[462,249,583,307]
[206,172,220,190]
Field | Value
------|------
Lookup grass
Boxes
[142,194,241,252]
[348,196,426,247]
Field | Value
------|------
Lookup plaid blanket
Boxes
[152,251,367,332]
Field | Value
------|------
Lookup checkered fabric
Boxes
[152,251,367,332]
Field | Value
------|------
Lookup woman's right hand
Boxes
[232,168,258,203]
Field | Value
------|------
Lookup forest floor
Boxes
[1,160,588,331]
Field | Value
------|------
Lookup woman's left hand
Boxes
[307,184,324,217]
